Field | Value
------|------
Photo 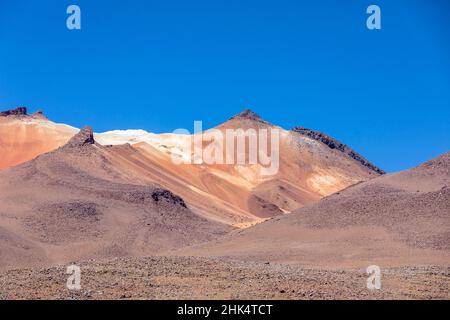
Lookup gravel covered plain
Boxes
[0,256,448,300]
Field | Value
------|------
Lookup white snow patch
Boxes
[95,129,192,159]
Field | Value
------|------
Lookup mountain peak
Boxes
[64,126,95,148]
[230,109,266,122]
[0,107,28,117]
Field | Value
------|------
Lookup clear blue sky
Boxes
[0,0,449,172]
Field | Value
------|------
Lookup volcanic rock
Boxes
[292,126,385,174]
[64,126,95,148]
[0,107,27,117]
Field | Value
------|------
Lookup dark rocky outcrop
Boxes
[152,189,187,208]
[31,110,47,120]
[0,107,49,121]
[292,127,385,175]
[64,126,95,148]
[0,107,27,117]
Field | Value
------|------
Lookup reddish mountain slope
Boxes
[1,107,383,227]
[0,108,77,169]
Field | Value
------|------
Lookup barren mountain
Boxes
[1,107,383,227]
[0,127,229,270]
[0,107,448,299]
[95,109,383,226]
[182,152,450,269]
[0,107,77,169]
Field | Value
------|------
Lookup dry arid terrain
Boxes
[0,107,382,227]
[0,107,448,300]
[1,257,448,300]
[183,152,450,269]
[0,125,230,270]
[0,107,77,170]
